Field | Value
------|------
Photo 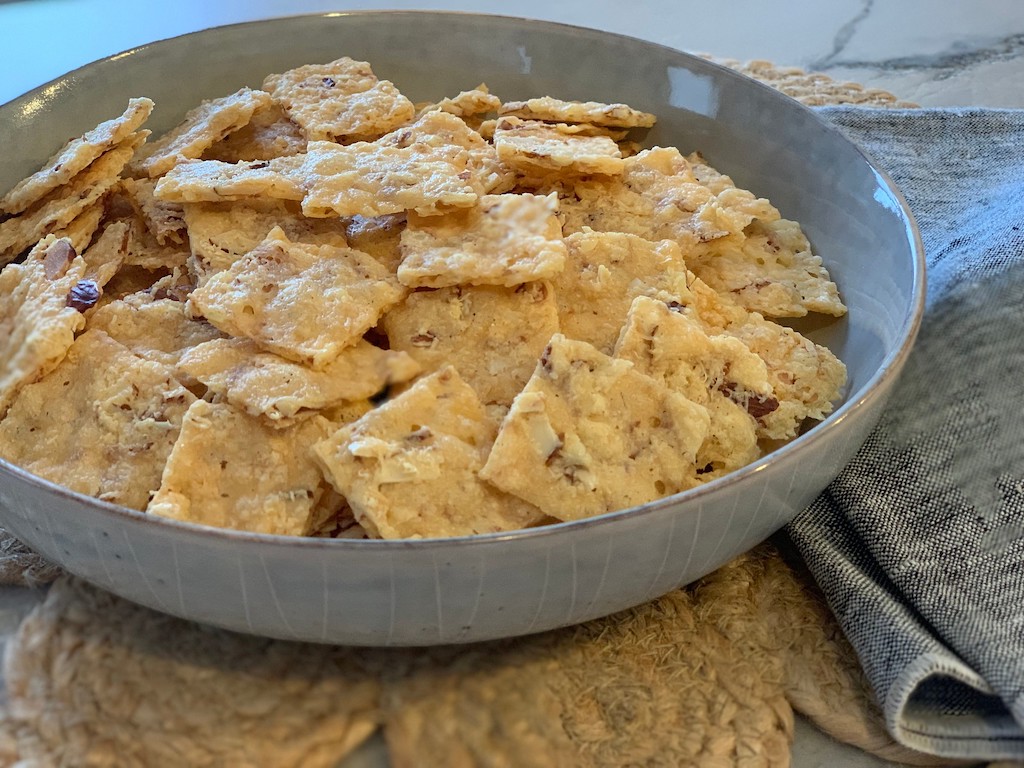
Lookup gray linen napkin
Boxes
[788,106,1024,761]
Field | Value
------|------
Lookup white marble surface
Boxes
[2,1,1023,766]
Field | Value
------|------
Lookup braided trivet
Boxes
[0,62,952,767]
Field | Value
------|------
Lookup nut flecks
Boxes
[65,280,101,313]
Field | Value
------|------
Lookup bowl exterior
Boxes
[0,12,924,645]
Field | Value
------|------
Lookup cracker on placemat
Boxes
[382,281,558,406]
[121,177,186,245]
[130,87,272,178]
[313,367,544,539]
[691,218,847,318]
[202,102,307,163]
[493,116,624,177]
[0,98,153,215]
[153,155,305,204]
[263,57,414,142]
[0,330,195,510]
[479,334,709,521]
[551,230,692,353]
[187,227,404,368]
[396,192,565,288]
[0,133,146,267]
[498,95,656,128]
[0,236,88,418]
[148,400,331,535]
[182,198,348,285]
[178,337,420,423]
[299,136,477,218]
[87,291,223,375]
[615,295,773,474]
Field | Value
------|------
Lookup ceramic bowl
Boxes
[0,12,924,645]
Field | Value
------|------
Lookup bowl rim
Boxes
[0,9,927,552]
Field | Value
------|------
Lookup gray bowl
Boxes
[0,12,924,646]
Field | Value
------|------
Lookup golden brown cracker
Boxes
[51,200,105,254]
[202,102,307,163]
[416,84,500,125]
[148,400,330,535]
[313,367,544,539]
[177,336,420,423]
[493,116,624,177]
[130,87,273,178]
[187,227,404,368]
[0,329,194,510]
[153,154,306,204]
[344,213,406,273]
[121,177,186,245]
[396,192,565,288]
[382,281,558,406]
[498,96,656,128]
[479,334,709,521]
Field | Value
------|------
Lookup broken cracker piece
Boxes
[479,334,709,521]
[187,227,404,369]
[263,57,414,142]
[202,102,308,163]
[153,155,305,204]
[313,367,544,539]
[0,236,88,418]
[0,330,195,510]
[493,116,624,177]
[130,87,273,178]
[396,192,565,288]
[51,200,105,254]
[0,98,153,215]
[178,336,420,423]
[148,400,330,536]
[121,177,186,245]
[382,281,558,406]
[498,96,656,129]
[344,213,406,273]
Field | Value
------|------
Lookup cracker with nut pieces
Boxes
[202,103,307,163]
[416,84,501,124]
[153,155,306,204]
[182,198,348,285]
[551,230,692,353]
[299,136,478,218]
[51,201,105,255]
[0,133,147,266]
[263,57,415,142]
[313,367,545,539]
[344,214,406,273]
[187,227,404,368]
[498,96,656,128]
[479,334,710,521]
[382,281,558,406]
[0,237,88,418]
[614,296,773,474]
[0,329,195,510]
[130,87,273,178]
[148,400,331,535]
[121,177,186,245]
[122,216,190,272]
[690,219,846,318]
[493,116,624,177]
[178,337,421,423]
[397,192,565,288]
[0,98,153,215]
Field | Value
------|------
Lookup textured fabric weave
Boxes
[789,106,1024,760]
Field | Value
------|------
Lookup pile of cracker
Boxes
[0,56,846,540]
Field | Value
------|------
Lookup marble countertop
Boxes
[2,1,1023,766]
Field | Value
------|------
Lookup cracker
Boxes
[0,133,146,267]
[0,330,194,510]
[187,227,404,368]
[0,98,153,215]
[299,136,477,218]
[263,57,414,142]
[493,116,624,177]
[416,84,500,124]
[182,198,348,285]
[382,281,558,406]
[614,296,772,474]
[148,400,330,536]
[120,177,186,245]
[551,230,692,353]
[153,155,306,204]
[498,96,656,128]
[344,213,406,273]
[0,236,88,418]
[130,87,273,178]
[87,291,223,374]
[51,200,105,254]
[80,220,130,287]
[479,334,709,521]
[123,215,190,272]
[396,192,565,288]
[202,103,307,163]
[313,367,545,539]
[177,336,421,423]
[558,147,778,246]
[691,218,847,318]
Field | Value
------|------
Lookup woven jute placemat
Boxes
[0,62,963,767]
